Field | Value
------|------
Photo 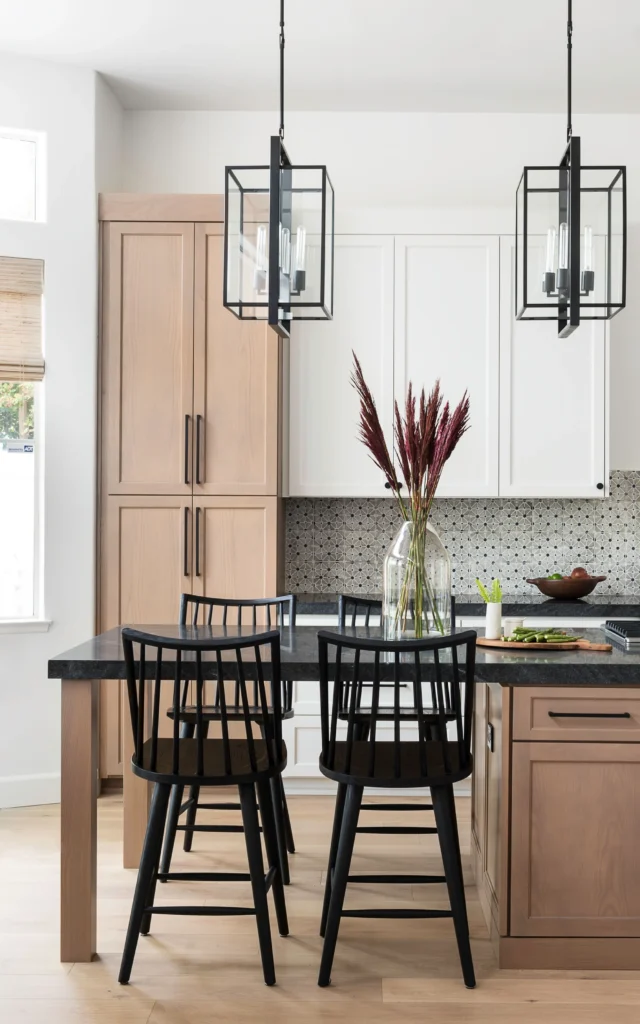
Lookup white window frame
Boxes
[0,126,47,224]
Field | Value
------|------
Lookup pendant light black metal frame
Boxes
[223,0,335,339]
[515,0,626,337]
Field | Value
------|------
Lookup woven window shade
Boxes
[0,256,44,381]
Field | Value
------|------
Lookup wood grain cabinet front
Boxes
[99,495,195,778]
[510,741,640,938]
[102,222,195,496]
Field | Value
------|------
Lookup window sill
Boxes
[0,618,51,634]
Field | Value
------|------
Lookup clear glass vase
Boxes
[383,520,452,639]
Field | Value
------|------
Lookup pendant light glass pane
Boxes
[224,165,270,319]
[287,166,334,320]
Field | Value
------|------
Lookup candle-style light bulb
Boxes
[280,225,291,275]
[253,225,268,292]
[581,224,595,295]
[557,221,569,293]
[293,226,307,293]
[542,227,557,295]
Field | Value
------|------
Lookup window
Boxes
[0,257,43,619]
[0,129,45,222]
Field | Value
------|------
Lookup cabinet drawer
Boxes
[512,687,640,742]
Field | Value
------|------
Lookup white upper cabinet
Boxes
[288,235,394,497]
[499,236,607,498]
[394,236,500,497]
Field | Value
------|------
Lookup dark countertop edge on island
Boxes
[49,625,640,686]
[294,592,640,618]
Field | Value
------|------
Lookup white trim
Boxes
[0,618,51,633]
[0,771,59,808]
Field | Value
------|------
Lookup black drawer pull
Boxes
[548,711,631,719]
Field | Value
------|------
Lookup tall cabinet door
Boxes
[499,236,607,498]
[102,222,194,495]
[288,236,394,497]
[193,224,279,496]
[99,495,194,777]
[394,236,500,497]
[192,497,280,617]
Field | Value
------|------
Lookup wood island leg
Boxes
[122,679,151,869]
[60,678,99,962]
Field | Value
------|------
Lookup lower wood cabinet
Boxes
[510,740,640,938]
[472,683,640,968]
[99,494,281,778]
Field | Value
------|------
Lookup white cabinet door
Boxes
[288,236,394,497]
[499,236,607,498]
[394,236,500,497]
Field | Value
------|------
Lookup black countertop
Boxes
[295,592,640,618]
[49,625,640,686]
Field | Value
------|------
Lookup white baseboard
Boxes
[0,772,61,809]
[282,778,471,798]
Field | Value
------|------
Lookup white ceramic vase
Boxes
[484,601,503,640]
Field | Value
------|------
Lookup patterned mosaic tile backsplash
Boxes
[284,471,640,596]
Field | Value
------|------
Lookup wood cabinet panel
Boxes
[192,497,280,617]
[194,224,279,495]
[511,741,640,937]
[100,495,193,777]
[103,223,194,495]
[512,687,640,742]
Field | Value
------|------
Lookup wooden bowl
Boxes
[526,575,606,599]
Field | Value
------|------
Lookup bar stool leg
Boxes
[119,783,170,984]
[320,781,347,937]
[279,775,296,854]
[318,783,363,987]
[257,778,289,936]
[239,783,276,986]
[269,775,290,885]
[431,784,476,989]
[159,723,194,877]
[183,721,206,852]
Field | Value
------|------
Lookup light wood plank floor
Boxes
[1,793,640,1022]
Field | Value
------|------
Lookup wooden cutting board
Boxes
[477,637,612,652]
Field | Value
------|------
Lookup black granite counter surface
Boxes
[49,625,640,686]
[294,593,640,618]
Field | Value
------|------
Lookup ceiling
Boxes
[0,0,638,113]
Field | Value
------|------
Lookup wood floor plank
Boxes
[2,792,640,1023]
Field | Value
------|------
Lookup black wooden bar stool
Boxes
[159,594,296,884]
[317,627,477,989]
[119,626,289,986]
[321,595,458,933]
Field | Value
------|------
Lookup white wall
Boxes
[123,109,640,469]
[0,57,122,808]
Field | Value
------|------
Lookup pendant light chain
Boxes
[279,0,285,139]
[566,0,572,141]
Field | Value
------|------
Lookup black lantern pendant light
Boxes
[515,0,626,337]
[223,0,334,338]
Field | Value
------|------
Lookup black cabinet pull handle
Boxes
[195,415,203,486]
[596,482,604,490]
[195,507,202,577]
[548,711,631,719]
[184,414,191,486]
[384,480,403,490]
[183,506,190,577]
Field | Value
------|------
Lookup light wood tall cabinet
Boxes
[98,196,283,779]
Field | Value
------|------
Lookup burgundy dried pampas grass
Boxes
[351,351,470,524]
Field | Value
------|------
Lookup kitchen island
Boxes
[50,625,640,968]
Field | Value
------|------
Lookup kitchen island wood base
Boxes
[472,682,640,969]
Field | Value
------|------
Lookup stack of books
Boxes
[602,620,640,649]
